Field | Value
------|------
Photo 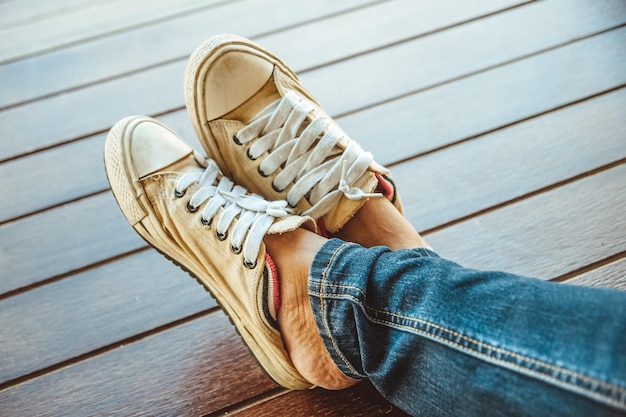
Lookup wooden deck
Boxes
[1,0,625,415]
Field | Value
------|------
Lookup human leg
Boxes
[307,239,626,416]
[103,114,626,417]
[264,229,357,390]
[104,115,317,389]
[184,34,404,236]
[110,34,626,416]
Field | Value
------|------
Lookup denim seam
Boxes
[317,242,363,378]
[313,285,626,410]
[369,312,626,411]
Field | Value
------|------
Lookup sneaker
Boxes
[184,34,402,234]
[104,115,315,390]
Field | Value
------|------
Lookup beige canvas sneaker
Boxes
[104,115,315,390]
[184,34,402,234]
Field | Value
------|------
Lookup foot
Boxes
[104,115,317,390]
[264,229,359,390]
[332,197,430,250]
[184,34,403,234]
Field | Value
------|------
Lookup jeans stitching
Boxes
[318,242,362,377]
[313,284,626,408]
[372,308,625,395]
[369,313,626,410]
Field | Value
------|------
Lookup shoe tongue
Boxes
[320,171,379,233]
[268,215,317,235]
[132,121,195,178]
[224,78,282,123]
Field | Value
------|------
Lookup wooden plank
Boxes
[0,192,144,295]
[342,38,626,166]
[2,0,623,161]
[3,168,623,417]
[0,314,278,417]
[0,0,530,108]
[231,382,410,417]
[564,257,626,290]
[0,0,98,29]
[258,0,531,73]
[0,111,197,224]
[3,101,622,323]
[301,0,626,116]
[0,135,107,224]
[423,164,626,279]
[0,59,185,159]
[2,36,625,224]
[0,0,231,63]
[0,2,622,415]
[391,88,626,232]
[3,90,624,294]
[0,250,215,384]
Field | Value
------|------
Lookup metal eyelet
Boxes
[244,259,257,269]
[216,230,228,241]
[247,149,257,161]
[258,166,269,177]
[201,216,212,226]
[186,201,198,213]
[231,245,242,254]
[174,189,185,198]
[233,134,242,145]
[272,182,283,193]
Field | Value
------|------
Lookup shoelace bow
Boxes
[235,91,382,219]
[174,161,292,268]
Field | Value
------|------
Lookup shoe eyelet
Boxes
[233,134,242,145]
[258,166,269,178]
[186,201,198,213]
[231,245,242,254]
[288,201,297,209]
[201,216,212,226]
[174,189,185,198]
[216,230,228,241]
[247,149,257,161]
[272,182,283,193]
[244,259,257,269]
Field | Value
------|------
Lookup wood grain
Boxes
[424,164,626,279]
[3,155,623,409]
[0,192,144,294]
[3,85,624,295]
[0,314,278,417]
[2,165,622,417]
[0,0,379,108]
[3,0,623,161]
[0,111,198,224]
[0,249,215,384]
[565,257,626,290]
[0,0,529,108]
[300,0,626,116]
[2,0,626,415]
[0,0,97,28]
[0,0,230,63]
[392,88,626,232]
[5,56,625,226]
[230,382,410,417]
[341,35,626,166]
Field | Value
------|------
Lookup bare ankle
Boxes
[333,198,429,250]
[263,228,357,389]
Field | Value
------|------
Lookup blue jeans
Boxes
[308,239,626,417]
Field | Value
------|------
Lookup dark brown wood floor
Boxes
[1,0,624,415]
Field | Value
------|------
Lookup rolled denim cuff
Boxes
[307,238,439,379]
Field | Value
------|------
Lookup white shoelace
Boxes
[174,161,292,268]
[235,91,382,219]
